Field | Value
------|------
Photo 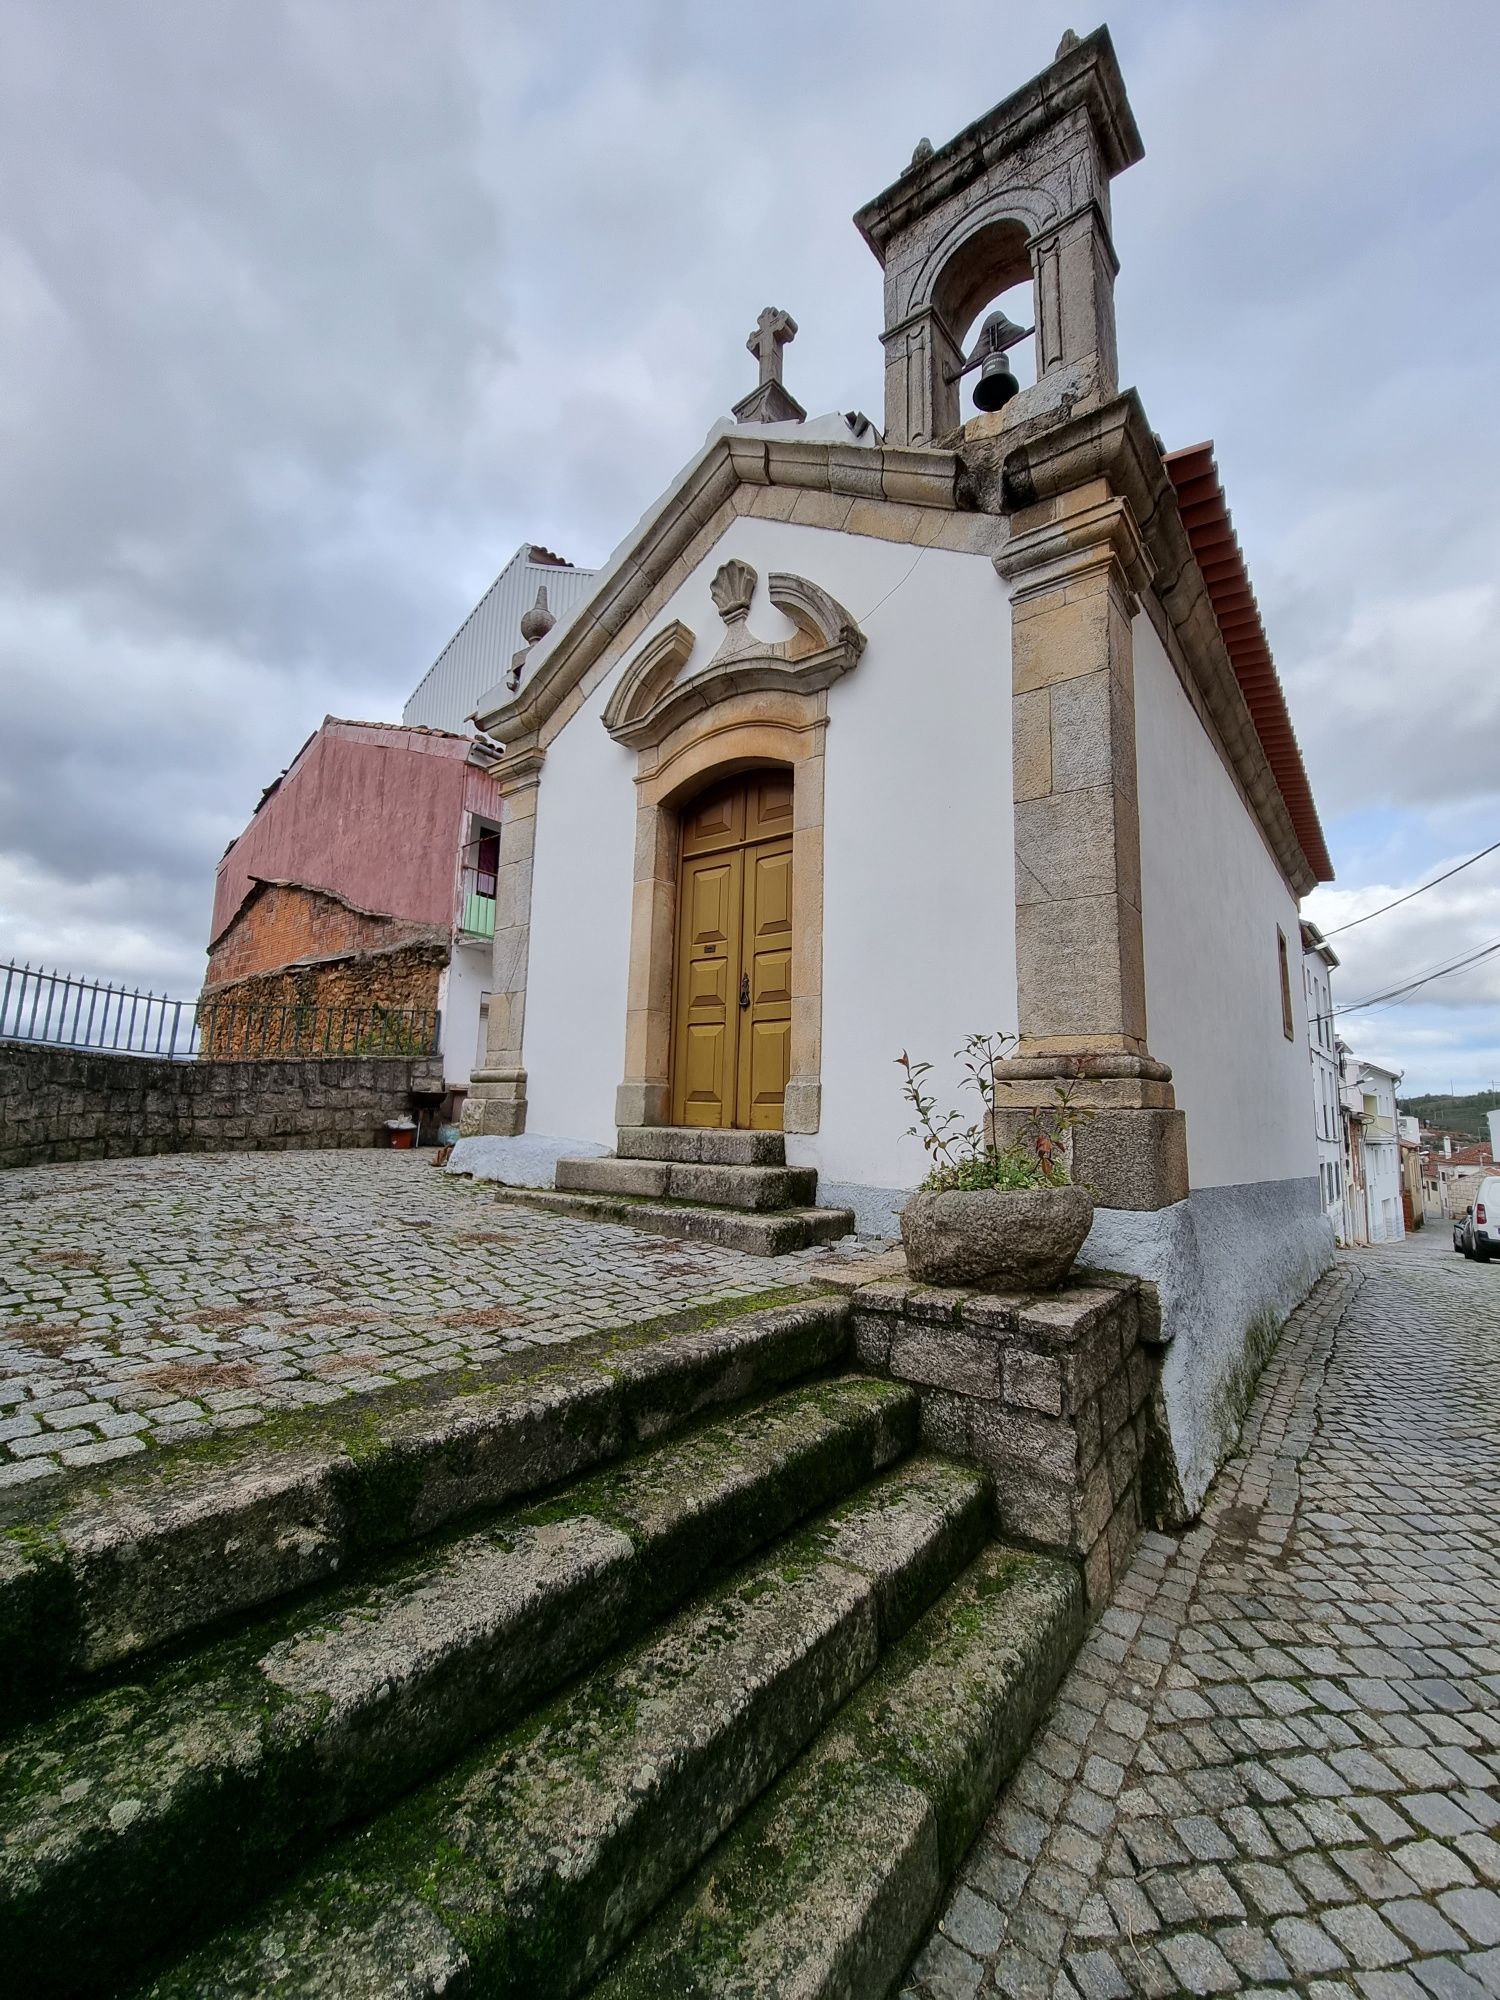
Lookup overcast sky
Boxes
[0,0,1496,1094]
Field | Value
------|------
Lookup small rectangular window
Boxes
[1277,928,1295,1041]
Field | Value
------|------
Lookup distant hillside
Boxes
[1398,1090,1500,1140]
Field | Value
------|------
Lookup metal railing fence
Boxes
[1,962,440,1063]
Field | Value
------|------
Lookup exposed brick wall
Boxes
[206,880,445,990]
[0,1040,443,1170]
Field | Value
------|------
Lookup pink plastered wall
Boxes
[211,721,504,944]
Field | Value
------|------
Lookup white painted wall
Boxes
[520,515,1015,1191]
[1346,1062,1404,1242]
[1134,615,1316,1191]
[439,941,490,1090]
[1303,950,1344,1232]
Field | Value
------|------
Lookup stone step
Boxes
[0,1294,849,1718]
[133,1458,992,2000]
[2,1376,922,2000]
[555,1155,819,1211]
[616,1125,787,1167]
[592,1543,1084,2000]
[494,1184,854,1255]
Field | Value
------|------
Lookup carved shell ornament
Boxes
[600,561,867,752]
[707,557,757,629]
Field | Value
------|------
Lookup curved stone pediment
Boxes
[601,562,865,752]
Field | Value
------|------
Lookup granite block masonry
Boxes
[0,1039,442,1170]
[848,1271,1160,1607]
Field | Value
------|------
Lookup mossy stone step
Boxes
[494,1185,854,1255]
[132,1458,990,2000]
[0,1295,848,1715]
[0,1375,919,2000]
[555,1158,820,1213]
[593,1543,1085,1999]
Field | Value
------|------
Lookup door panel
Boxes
[672,850,742,1128]
[680,777,747,858]
[736,836,794,1130]
[670,772,794,1131]
[746,770,794,843]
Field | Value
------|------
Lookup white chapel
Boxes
[450,28,1336,1515]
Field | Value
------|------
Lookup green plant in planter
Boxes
[896,1031,1092,1194]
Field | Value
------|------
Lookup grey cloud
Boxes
[0,0,1496,1086]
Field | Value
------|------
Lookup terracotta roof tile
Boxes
[1162,443,1333,884]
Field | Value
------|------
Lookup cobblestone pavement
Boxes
[0,1149,865,1491]
[910,1229,1500,2000]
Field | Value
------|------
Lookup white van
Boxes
[1464,1176,1499,1262]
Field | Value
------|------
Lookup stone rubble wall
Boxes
[849,1274,1160,1607]
[0,1039,443,1170]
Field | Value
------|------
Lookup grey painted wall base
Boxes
[814,1180,909,1239]
[1081,1177,1333,1520]
[446,1132,609,1189]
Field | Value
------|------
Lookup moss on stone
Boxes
[1207,1304,1284,1470]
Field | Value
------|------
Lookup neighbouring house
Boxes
[1397,1113,1423,1232]
[448,29,1338,1517]
[206,719,506,1107]
[1421,1136,1496,1220]
[207,544,598,1109]
[1302,922,1345,1239]
[403,545,599,734]
[1339,1050,1404,1245]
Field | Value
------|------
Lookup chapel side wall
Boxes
[1093,607,1333,1522]
[517,516,1016,1198]
[1133,611,1316,1194]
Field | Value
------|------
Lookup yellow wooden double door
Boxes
[671,770,793,1130]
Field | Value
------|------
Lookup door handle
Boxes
[739,973,750,1010]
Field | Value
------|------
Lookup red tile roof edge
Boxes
[1162,443,1333,885]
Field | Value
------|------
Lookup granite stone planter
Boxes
[900,1184,1095,1290]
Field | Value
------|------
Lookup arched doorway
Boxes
[671,767,793,1129]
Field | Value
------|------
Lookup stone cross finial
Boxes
[732,306,807,425]
[747,306,797,387]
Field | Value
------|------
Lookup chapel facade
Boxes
[452,28,1336,1516]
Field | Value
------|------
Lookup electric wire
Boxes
[1318,837,1500,938]
[1336,935,1500,1017]
[1304,932,1500,1032]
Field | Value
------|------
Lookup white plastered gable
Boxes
[600,559,866,754]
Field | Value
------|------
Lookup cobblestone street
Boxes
[911,1228,1500,1999]
[0,1150,851,1490]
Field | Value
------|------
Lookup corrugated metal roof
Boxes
[402,545,599,733]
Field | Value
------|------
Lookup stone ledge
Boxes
[0,1041,439,1171]
[848,1271,1157,1607]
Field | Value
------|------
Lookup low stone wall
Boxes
[848,1273,1160,1607]
[0,1040,443,1170]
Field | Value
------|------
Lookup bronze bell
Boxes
[967,308,1030,413]
[972,351,1021,412]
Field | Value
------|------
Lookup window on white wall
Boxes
[1277,929,1295,1041]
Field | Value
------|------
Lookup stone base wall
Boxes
[0,1040,443,1170]
[848,1274,1159,1608]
